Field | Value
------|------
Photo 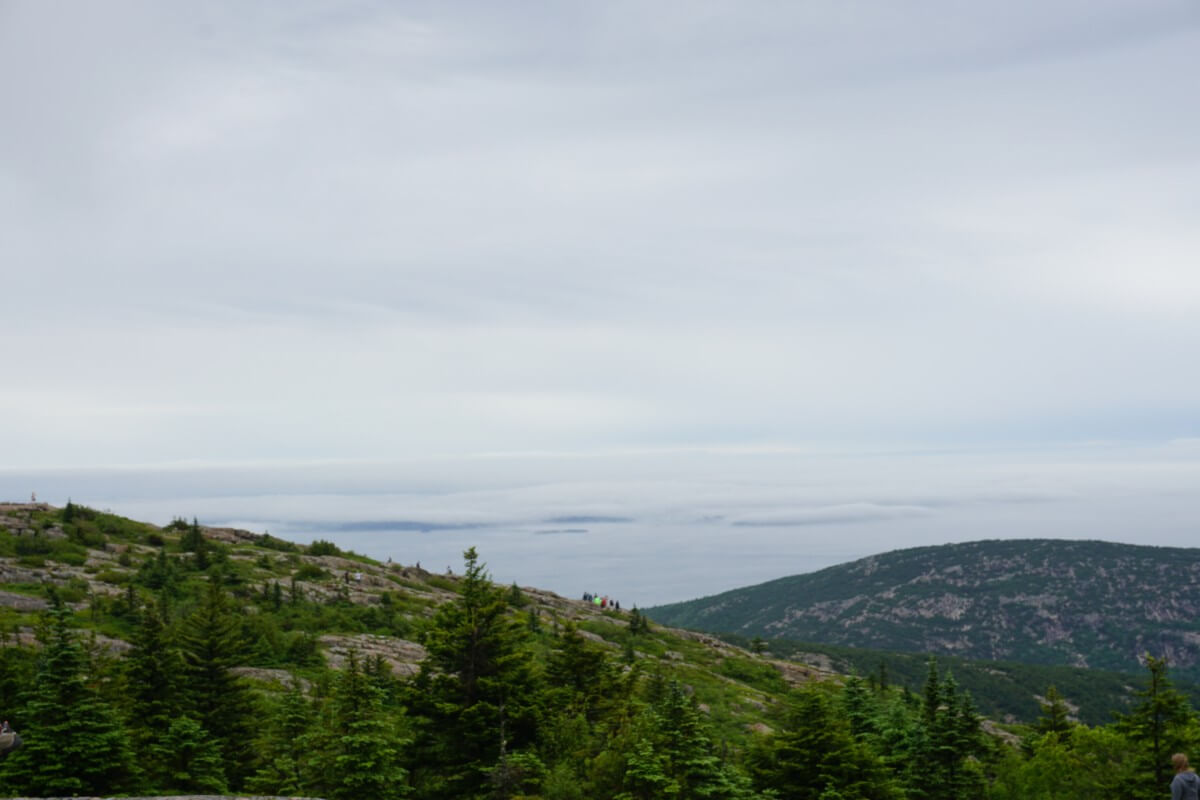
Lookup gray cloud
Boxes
[6,442,1200,603]
[2,1,1198,599]
[732,504,933,528]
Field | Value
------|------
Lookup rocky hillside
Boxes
[0,502,824,743]
[647,538,1200,680]
[0,503,1185,731]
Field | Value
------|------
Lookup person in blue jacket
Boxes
[1172,753,1200,800]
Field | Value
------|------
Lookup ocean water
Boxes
[8,442,1200,606]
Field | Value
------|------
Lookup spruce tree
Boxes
[0,604,135,796]
[180,517,210,569]
[1115,654,1197,798]
[1033,684,1073,738]
[841,674,878,742]
[411,547,541,799]
[546,621,617,723]
[311,650,409,800]
[908,659,985,800]
[123,597,188,788]
[649,680,755,799]
[161,716,228,793]
[248,678,316,795]
[749,686,898,800]
[0,632,36,723]
[177,578,257,787]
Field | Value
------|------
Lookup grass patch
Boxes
[93,569,131,584]
[293,563,331,582]
[424,575,460,593]
[717,656,790,693]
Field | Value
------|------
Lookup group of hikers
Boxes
[581,592,621,611]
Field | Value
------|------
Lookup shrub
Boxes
[51,548,88,567]
[293,563,330,582]
[258,534,299,553]
[66,520,105,548]
[718,656,789,693]
[307,539,342,557]
[15,535,52,556]
[54,577,91,604]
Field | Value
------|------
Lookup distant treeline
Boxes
[719,632,1200,726]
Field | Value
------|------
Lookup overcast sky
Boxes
[2,1,1198,603]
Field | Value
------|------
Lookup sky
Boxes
[2,1,1199,605]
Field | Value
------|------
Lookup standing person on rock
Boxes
[1173,753,1200,800]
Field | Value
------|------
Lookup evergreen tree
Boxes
[620,730,676,799]
[177,578,257,787]
[989,724,1135,800]
[939,674,986,798]
[749,686,899,800]
[1114,654,1197,799]
[876,661,889,692]
[0,633,36,723]
[138,546,181,593]
[160,716,228,793]
[248,679,316,795]
[648,680,756,799]
[311,650,409,800]
[123,597,187,787]
[871,691,920,779]
[1033,684,1073,738]
[841,674,878,742]
[410,547,541,799]
[893,658,985,800]
[628,607,651,635]
[546,621,618,724]
[0,605,135,796]
[180,517,210,570]
[596,677,755,800]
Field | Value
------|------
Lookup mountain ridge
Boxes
[0,503,1188,727]
[647,537,1200,680]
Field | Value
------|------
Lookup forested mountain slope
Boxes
[4,503,1200,800]
[0,501,813,798]
[648,539,1200,679]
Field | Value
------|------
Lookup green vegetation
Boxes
[2,506,1200,798]
[648,538,1200,682]
[716,632,1200,726]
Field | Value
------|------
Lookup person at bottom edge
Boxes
[1173,753,1200,800]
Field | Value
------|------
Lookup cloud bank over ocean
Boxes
[6,441,1199,604]
[2,2,1198,603]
